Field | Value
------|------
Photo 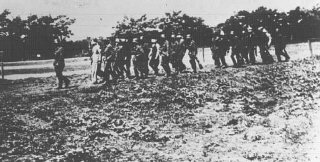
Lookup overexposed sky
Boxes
[0,0,318,40]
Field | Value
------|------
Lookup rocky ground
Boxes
[1,55,320,161]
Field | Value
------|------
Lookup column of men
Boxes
[211,25,290,68]
[89,34,203,84]
[89,25,290,84]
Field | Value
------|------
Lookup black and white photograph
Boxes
[1,0,320,161]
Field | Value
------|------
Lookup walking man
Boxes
[159,35,171,77]
[244,26,256,65]
[211,32,228,68]
[149,39,160,75]
[90,39,102,84]
[230,35,245,67]
[274,28,290,62]
[53,46,70,89]
[103,39,117,84]
[253,27,274,64]
[186,35,203,73]
[176,35,187,73]
[132,39,148,79]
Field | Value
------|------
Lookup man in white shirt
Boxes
[149,39,160,76]
[90,39,101,84]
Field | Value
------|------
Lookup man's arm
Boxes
[265,32,271,47]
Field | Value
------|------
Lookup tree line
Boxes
[0,4,319,62]
[0,10,77,61]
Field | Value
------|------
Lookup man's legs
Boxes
[241,48,250,64]
[231,53,237,67]
[260,45,274,64]
[91,62,98,83]
[161,55,171,76]
[125,55,132,78]
[282,48,290,61]
[275,47,282,62]
[212,51,221,68]
[189,53,197,73]
[149,58,159,75]
[248,46,256,64]
[219,53,228,67]
[55,67,63,88]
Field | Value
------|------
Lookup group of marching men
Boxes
[53,25,290,88]
[211,26,290,68]
[89,26,290,85]
[89,34,203,84]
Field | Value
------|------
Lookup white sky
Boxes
[0,0,318,40]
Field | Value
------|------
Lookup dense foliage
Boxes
[112,5,320,46]
[0,10,76,61]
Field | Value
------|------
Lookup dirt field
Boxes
[1,42,320,161]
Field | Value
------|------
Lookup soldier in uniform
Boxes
[141,37,151,77]
[253,27,274,64]
[210,31,228,68]
[175,34,187,73]
[170,35,179,73]
[274,28,290,62]
[113,39,127,79]
[122,39,133,78]
[90,39,102,84]
[53,46,70,89]
[230,34,245,67]
[102,39,117,84]
[186,35,203,73]
[243,26,256,65]
[159,34,171,77]
[239,29,250,65]
[132,38,148,79]
[149,38,160,75]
